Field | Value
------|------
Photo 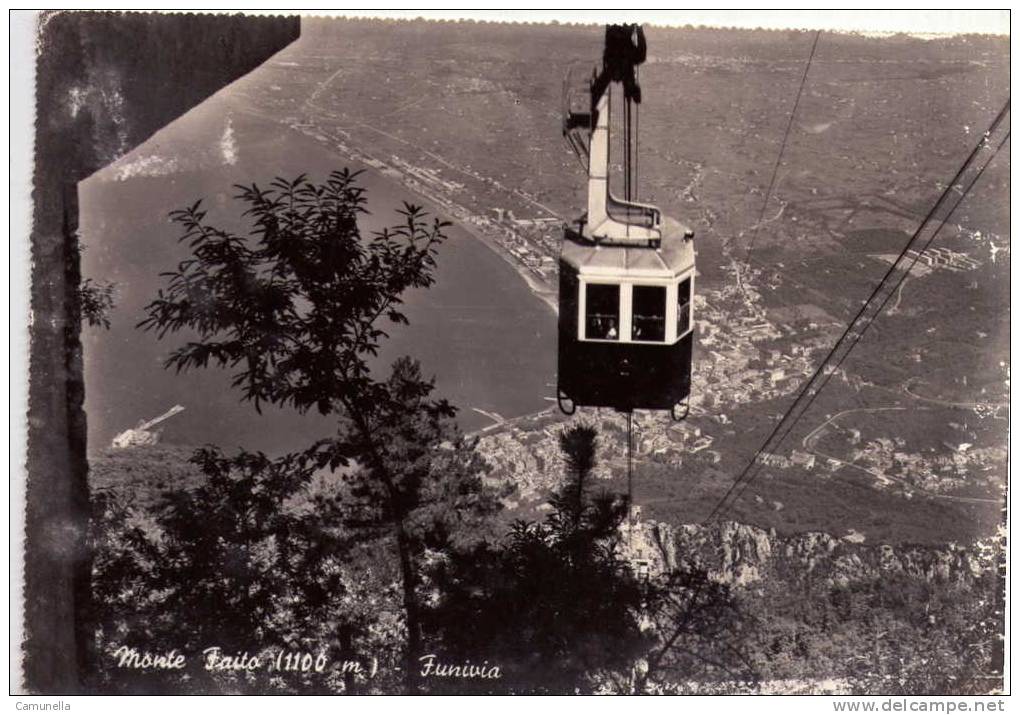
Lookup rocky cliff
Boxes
[626,520,1002,589]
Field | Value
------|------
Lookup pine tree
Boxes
[426,423,650,693]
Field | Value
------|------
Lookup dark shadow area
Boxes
[26,11,299,693]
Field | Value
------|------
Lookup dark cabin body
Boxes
[557,217,695,413]
[558,281,693,411]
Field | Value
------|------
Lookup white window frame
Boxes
[579,272,695,344]
[675,271,695,340]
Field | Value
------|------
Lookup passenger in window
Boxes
[606,319,617,339]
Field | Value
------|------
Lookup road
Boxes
[802,406,1001,505]
[302,72,563,221]
[901,378,1009,411]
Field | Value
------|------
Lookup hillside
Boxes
[88,443,1005,694]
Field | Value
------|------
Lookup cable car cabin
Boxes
[556,24,696,420]
[557,217,695,417]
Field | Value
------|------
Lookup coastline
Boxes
[276,115,562,316]
[454,220,559,315]
[367,155,561,316]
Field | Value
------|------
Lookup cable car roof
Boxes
[561,216,695,278]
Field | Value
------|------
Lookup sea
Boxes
[80,93,557,455]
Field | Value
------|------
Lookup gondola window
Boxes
[677,277,692,337]
[585,283,620,340]
[632,285,667,342]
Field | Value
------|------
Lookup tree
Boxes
[79,277,116,329]
[426,424,652,693]
[91,448,371,693]
[133,170,502,692]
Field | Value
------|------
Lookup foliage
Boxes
[89,445,205,508]
[91,448,377,693]
[743,568,1004,694]
[424,424,651,693]
[139,169,445,416]
[302,357,505,551]
[113,171,501,693]
[80,278,116,329]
